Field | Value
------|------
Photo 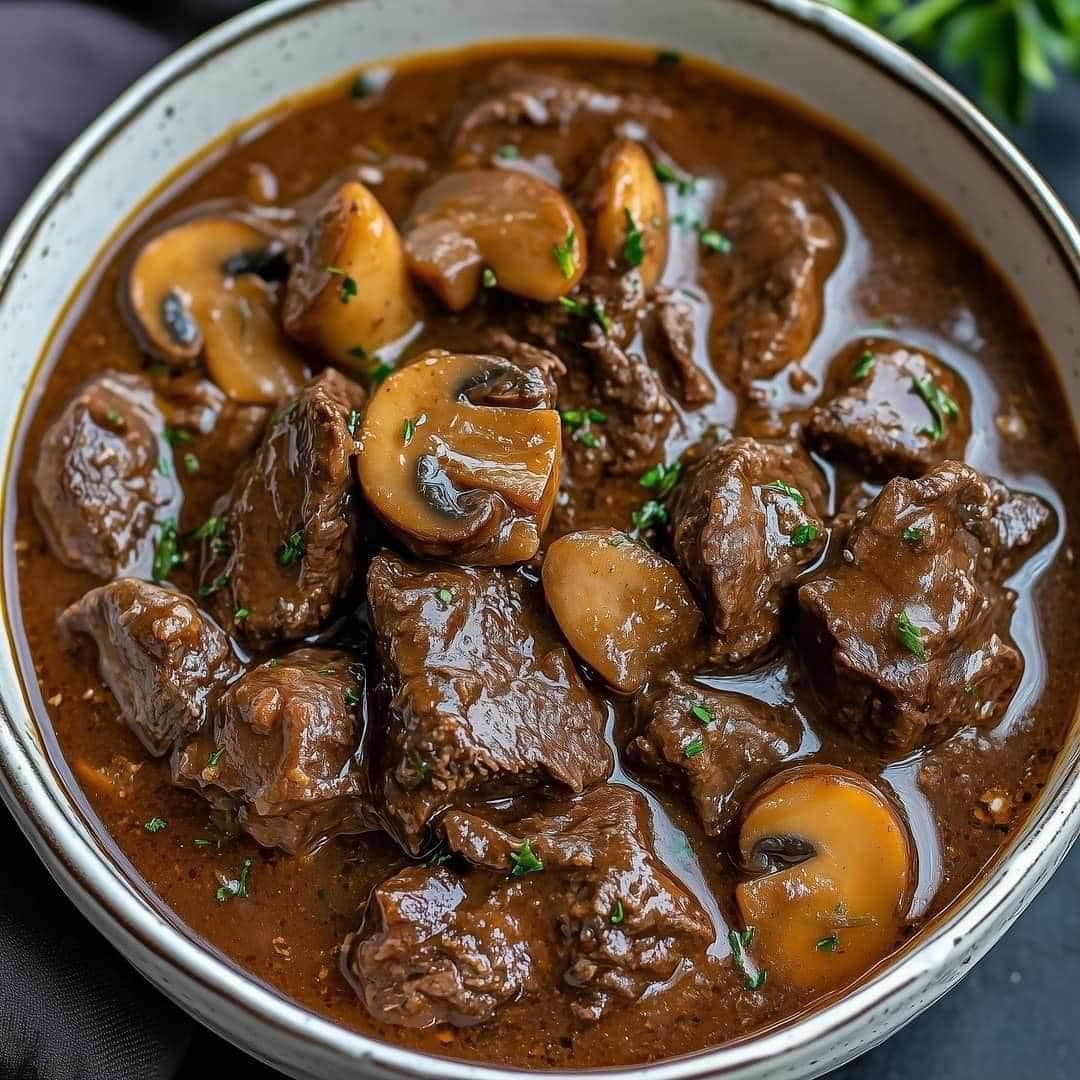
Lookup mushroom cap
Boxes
[126,217,306,405]
[355,350,561,565]
[736,764,914,992]
[542,528,701,692]
[404,169,586,311]
[590,139,669,290]
[283,180,422,367]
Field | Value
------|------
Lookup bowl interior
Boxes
[0,2,1078,1079]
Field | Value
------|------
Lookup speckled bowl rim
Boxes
[0,1,1077,1079]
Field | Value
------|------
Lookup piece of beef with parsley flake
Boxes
[631,676,800,835]
[798,461,1050,752]
[174,647,378,854]
[59,577,241,757]
[366,550,611,853]
[199,368,366,647]
[670,436,827,666]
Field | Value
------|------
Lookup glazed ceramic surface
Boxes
[0,1,1077,1078]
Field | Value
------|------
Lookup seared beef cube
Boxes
[670,437,827,665]
[655,290,716,406]
[342,866,535,1028]
[442,785,712,1022]
[806,340,970,478]
[982,476,1056,570]
[59,578,240,756]
[631,676,799,834]
[200,369,365,646]
[798,461,1050,751]
[366,551,611,851]
[177,648,376,853]
[33,372,181,580]
[713,175,839,382]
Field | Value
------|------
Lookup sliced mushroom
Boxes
[542,528,701,692]
[282,179,422,365]
[127,217,306,405]
[735,765,913,992]
[403,169,586,311]
[355,350,561,564]
[590,139,668,290]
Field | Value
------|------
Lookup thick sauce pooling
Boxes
[8,45,1079,1070]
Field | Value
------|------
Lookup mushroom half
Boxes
[542,527,701,692]
[354,350,561,565]
[283,179,422,367]
[403,169,587,311]
[735,764,914,992]
[126,217,306,405]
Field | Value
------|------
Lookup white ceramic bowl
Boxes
[0,1,1077,1077]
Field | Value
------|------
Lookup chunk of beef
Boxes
[341,866,536,1028]
[199,369,366,646]
[655,290,716,406]
[670,437,827,665]
[442,785,712,1022]
[806,341,969,478]
[631,676,800,835]
[33,372,181,579]
[712,175,839,382]
[483,329,566,404]
[798,461,1051,751]
[175,648,376,853]
[366,551,612,851]
[158,374,269,460]
[59,578,240,756]
[982,476,1056,572]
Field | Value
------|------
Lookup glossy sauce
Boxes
[6,44,1079,1069]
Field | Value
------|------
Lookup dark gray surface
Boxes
[0,2,1076,1078]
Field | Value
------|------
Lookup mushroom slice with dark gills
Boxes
[283,179,422,367]
[735,765,914,993]
[355,351,561,565]
[198,368,367,646]
[125,216,306,405]
[365,550,611,853]
[32,372,181,580]
[403,169,586,311]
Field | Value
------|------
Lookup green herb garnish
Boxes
[163,427,193,446]
[699,228,733,254]
[653,159,696,196]
[216,857,253,902]
[623,208,645,269]
[347,409,361,438]
[198,574,229,599]
[610,899,625,924]
[911,374,960,440]
[182,452,199,475]
[234,608,249,621]
[762,480,806,507]
[902,525,926,543]
[278,530,305,567]
[152,520,183,582]
[791,521,820,547]
[816,933,840,953]
[729,926,767,990]
[402,411,427,446]
[690,703,713,725]
[630,499,669,535]
[482,267,497,288]
[496,143,519,161]
[851,350,876,382]
[326,265,358,303]
[436,588,453,604]
[192,516,225,541]
[684,737,705,758]
[509,839,544,879]
[207,748,224,767]
[143,817,167,833]
[105,408,124,427]
[344,688,362,708]
[558,295,611,335]
[897,609,928,660]
[639,460,682,498]
[552,228,577,280]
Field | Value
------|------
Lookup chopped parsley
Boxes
[560,407,607,449]
[639,460,682,498]
[684,737,705,759]
[347,409,361,438]
[423,845,453,868]
[653,159,696,196]
[851,350,876,382]
[402,411,427,445]
[182,452,199,475]
[234,607,249,621]
[790,521,820,548]
[656,49,682,66]
[216,857,253,902]
[911,374,960,440]
[630,499,669,535]
[623,208,645,269]
[143,817,167,833]
[482,266,497,288]
[902,525,926,543]
[729,927,767,991]
[495,143,519,161]
[207,748,224,767]
[896,609,927,661]
[816,934,840,953]
[152,519,183,582]
[156,452,171,478]
[410,750,430,780]
[192,515,226,541]
[105,408,124,427]
[610,899,625,925]
[326,265,358,303]
[436,588,453,605]
[558,295,611,335]
[509,839,544,879]
[198,574,229,599]
[278,530,305,567]
[762,480,805,507]
[690,703,713,726]
[163,427,193,446]
[344,688,362,708]
[193,838,212,849]
[552,228,577,280]
[699,229,733,254]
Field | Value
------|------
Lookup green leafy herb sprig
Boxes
[825,0,1080,124]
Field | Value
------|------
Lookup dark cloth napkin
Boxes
[0,3,1077,1078]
